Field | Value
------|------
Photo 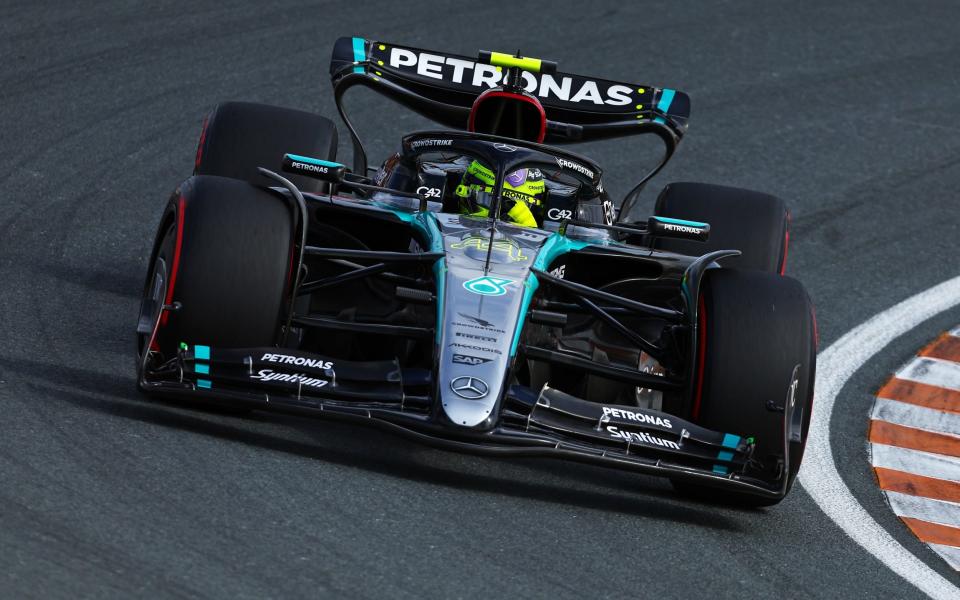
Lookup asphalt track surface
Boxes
[2,1,960,598]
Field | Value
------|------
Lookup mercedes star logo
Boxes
[493,143,517,152]
[450,376,489,400]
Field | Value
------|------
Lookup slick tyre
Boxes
[654,182,790,273]
[194,101,338,194]
[139,175,293,361]
[673,268,816,506]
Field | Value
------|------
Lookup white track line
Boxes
[798,274,960,600]
[871,444,960,483]
[872,398,960,437]
[929,544,960,571]
[884,491,960,528]
[896,356,960,392]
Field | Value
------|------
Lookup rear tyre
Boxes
[194,101,338,194]
[654,182,789,273]
[138,175,293,366]
[673,268,816,506]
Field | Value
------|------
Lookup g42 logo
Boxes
[416,186,442,199]
[547,208,573,221]
[463,276,514,296]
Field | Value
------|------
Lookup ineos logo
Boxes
[450,376,489,399]
[493,143,517,152]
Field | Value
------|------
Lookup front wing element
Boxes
[140,345,788,499]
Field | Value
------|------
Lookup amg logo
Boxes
[555,157,594,179]
[291,162,329,173]
[602,406,672,429]
[410,138,453,149]
[606,426,680,450]
[251,369,328,388]
[388,48,634,106]
[662,223,701,234]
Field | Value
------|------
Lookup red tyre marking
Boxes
[194,116,209,172]
[692,292,708,420]
[160,196,185,326]
[780,211,791,275]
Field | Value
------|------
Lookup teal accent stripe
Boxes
[657,88,676,113]
[510,233,591,357]
[195,363,210,375]
[653,215,708,228]
[511,275,539,357]
[712,432,741,474]
[351,37,366,73]
[286,154,344,169]
[721,433,740,448]
[195,345,210,360]
[653,117,666,125]
[197,379,212,389]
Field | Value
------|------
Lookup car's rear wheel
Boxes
[673,268,816,506]
[194,101,338,194]
[654,182,790,273]
[138,175,294,372]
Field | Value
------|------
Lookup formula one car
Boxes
[136,38,817,505]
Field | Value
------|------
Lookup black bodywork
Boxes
[138,38,801,500]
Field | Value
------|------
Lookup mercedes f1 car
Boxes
[136,38,817,505]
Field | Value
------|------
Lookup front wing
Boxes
[139,345,793,500]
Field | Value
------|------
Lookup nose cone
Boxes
[434,216,552,429]
[442,374,500,427]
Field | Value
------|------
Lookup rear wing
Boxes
[329,37,691,205]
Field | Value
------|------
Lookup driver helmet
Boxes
[455,159,545,227]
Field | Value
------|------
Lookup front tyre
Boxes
[674,268,816,506]
[137,175,294,375]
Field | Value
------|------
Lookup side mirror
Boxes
[647,216,710,242]
[282,154,347,183]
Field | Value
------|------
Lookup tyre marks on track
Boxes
[870,327,960,570]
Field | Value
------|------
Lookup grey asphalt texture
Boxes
[2,1,960,598]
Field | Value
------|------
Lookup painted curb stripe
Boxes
[885,490,960,527]
[871,444,960,482]
[875,467,960,504]
[869,420,960,456]
[872,397,960,436]
[928,543,960,570]
[869,325,960,572]
[901,517,960,546]
[896,356,960,392]
[920,334,960,362]
[877,378,960,414]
